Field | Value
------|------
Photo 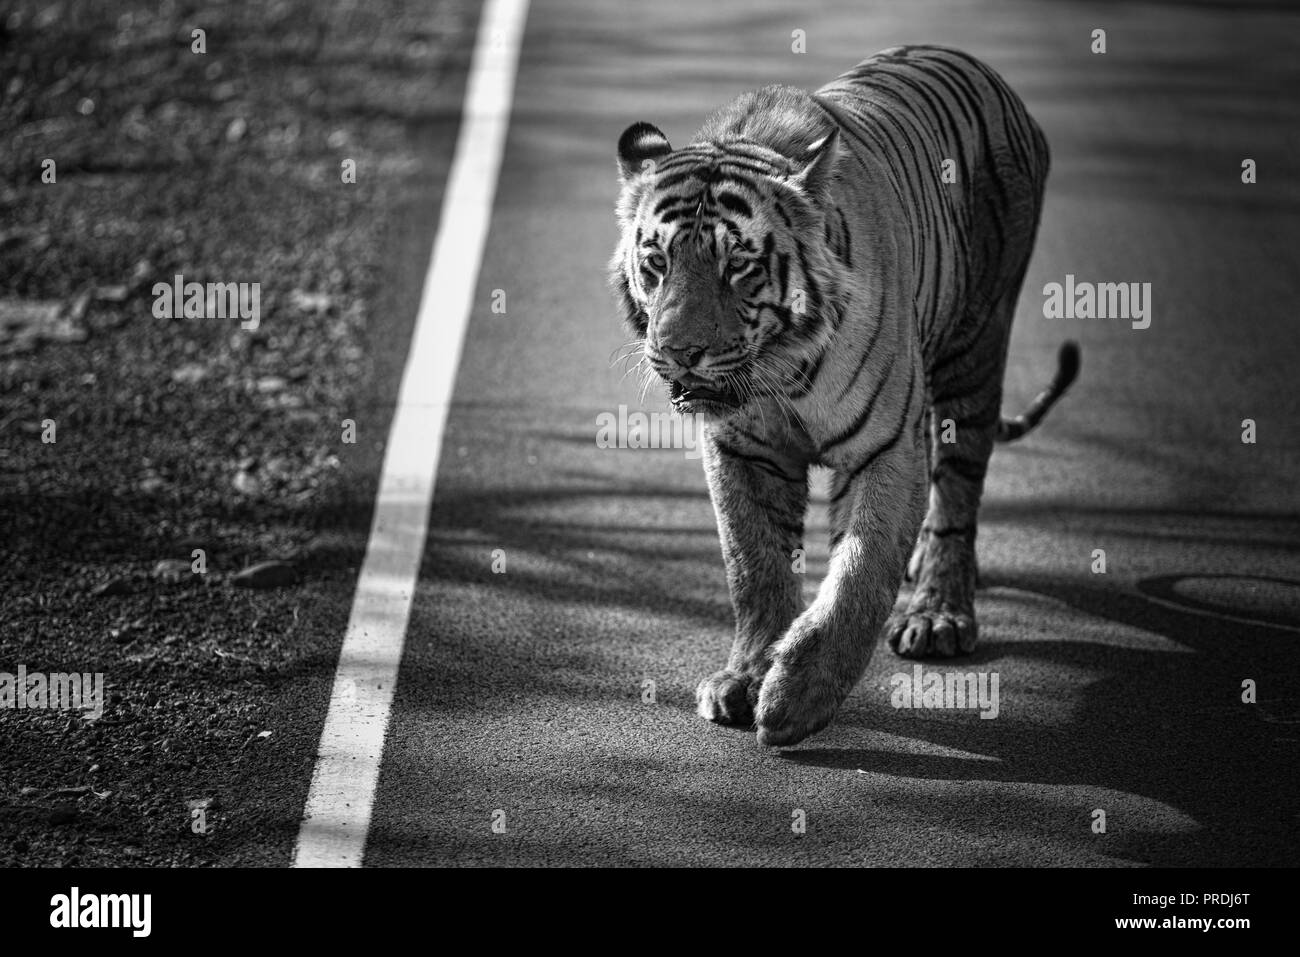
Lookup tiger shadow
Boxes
[416,426,1299,866]
[784,568,1300,866]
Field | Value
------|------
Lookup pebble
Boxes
[171,362,208,385]
[290,290,331,314]
[232,470,261,496]
[151,558,192,582]
[94,284,129,302]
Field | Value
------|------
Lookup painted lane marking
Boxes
[293,0,530,867]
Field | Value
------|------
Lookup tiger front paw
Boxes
[753,655,843,748]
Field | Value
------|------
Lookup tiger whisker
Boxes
[637,365,659,407]
[608,338,646,367]
[619,356,651,384]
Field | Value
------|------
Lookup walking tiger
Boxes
[609,45,1078,746]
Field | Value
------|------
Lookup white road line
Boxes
[293,0,530,868]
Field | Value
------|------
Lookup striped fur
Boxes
[609,45,1078,746]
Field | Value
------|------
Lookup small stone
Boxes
[232,470,261,496]
[263,455,292,479]
[256,375,287,394]
[94,285,129,302]
[0,298,86,353]
[129,259,152,289]
[151,559,191,583]
[66,289,93,322]
[0,300,58,327]
[171,362,208,385]
[290,290,331,314]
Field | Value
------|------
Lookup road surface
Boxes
[346,0,1300,866]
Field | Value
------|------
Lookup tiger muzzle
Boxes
[668,373,741,412]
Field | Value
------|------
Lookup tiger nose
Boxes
[661,343,706,368]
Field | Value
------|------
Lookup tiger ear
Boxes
[793,127,840,196]
[618,122,672,182]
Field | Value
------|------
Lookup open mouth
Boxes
[669,378,740,412]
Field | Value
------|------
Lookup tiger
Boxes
[609,44,1079,747]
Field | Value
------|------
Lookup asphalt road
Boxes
[359,0,1300,866]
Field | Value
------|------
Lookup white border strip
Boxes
[293,0,530,868]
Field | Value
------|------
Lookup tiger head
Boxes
[609,101,844,417]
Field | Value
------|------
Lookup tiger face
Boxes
[610,118,843,417]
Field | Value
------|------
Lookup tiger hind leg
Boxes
[887,386,998,658]
[904,405,933,582]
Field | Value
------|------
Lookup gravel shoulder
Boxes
[0,0,477,866]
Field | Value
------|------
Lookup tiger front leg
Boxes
[755,423,927,747]
[695,428,809,728]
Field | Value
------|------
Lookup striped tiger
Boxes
[609,45,1079,746]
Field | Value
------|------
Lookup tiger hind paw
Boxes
[886,607,978,658]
